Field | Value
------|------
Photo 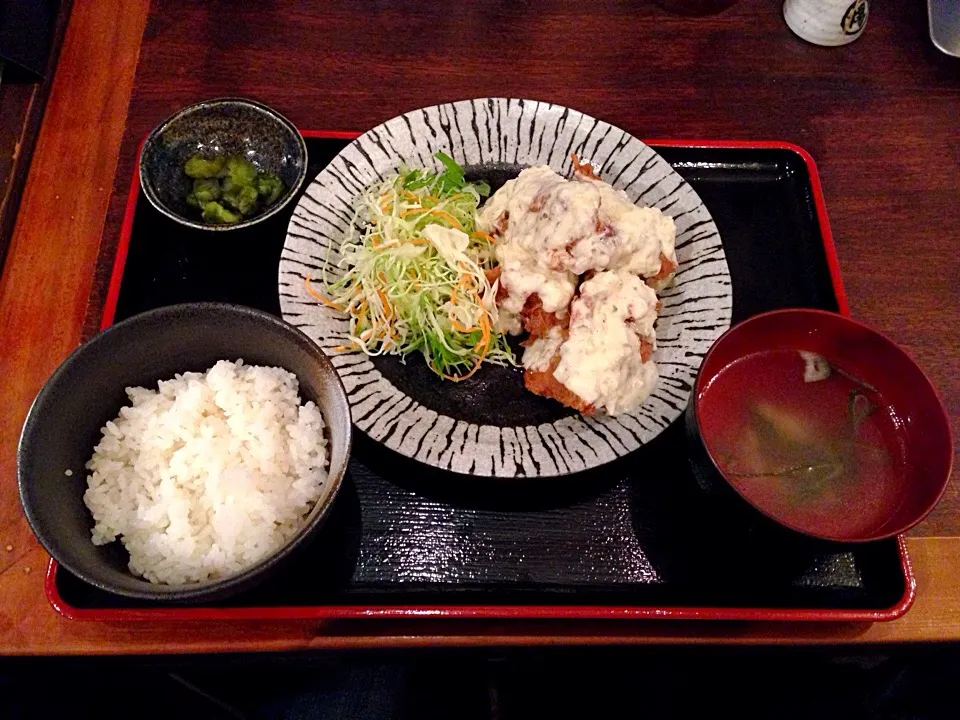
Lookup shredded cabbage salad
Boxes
[307,152,516,380]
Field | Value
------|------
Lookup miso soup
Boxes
[697,349,907,539]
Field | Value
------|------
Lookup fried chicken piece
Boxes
[484,266,510,303]
[519,293,565,337]
[571,153,600,180]
[646,253,677,288]
[518,293,587,412]
[524,300,654,414]
[524,354,595,415]
[639,337,654,363]
[595,218,616,238]
[492,210,509,236]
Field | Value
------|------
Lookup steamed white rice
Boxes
[82,360,328,585]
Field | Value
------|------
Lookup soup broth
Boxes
[698,349,906,539]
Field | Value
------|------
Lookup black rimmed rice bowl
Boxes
[17,303,351,603]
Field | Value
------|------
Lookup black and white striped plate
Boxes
[279,99,733,478]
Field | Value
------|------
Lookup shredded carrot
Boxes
[474,328,490,354]
[447,284,477,333]
[350,299,368,318]
[440,356,481,382]
[400,207,463,231]
[332,337,365,352]
[440,299,491,380]
[440,349,485,382]
[472,297,492,354]
[305,273,345,312]
[470,231,497,244]
[376,287,393,319]
[450,316,475,333]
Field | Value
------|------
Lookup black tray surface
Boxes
[56,138,906,613]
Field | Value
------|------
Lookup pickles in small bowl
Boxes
[139,98,307,231]
[184,153,286,225]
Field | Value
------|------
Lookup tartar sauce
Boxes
[554,271,659,415]
[479,164,674,415]
[479,165,675,309]
[522,326,566,372]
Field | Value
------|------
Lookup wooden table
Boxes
[1,0,958,655]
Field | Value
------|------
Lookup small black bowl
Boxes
[18,303,351,603]
[139,98,308,231]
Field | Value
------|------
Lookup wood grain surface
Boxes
[1,0,959,653]
[0,0,151,651]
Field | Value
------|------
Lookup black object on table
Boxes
[0,0,58,82]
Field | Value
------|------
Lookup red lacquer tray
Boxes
[46,132,915,622]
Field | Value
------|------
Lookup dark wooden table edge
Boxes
[0,0,73,271]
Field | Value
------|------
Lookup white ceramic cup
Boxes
[783,0,869,46]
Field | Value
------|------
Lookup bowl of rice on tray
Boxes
[17,303,351,603]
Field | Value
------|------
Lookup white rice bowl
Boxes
[82,360,329,585]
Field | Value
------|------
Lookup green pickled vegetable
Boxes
[223,184,260,216]
[224,155,258,186]
[256,172,284,205]
[182,153,287,225]
[201,201,241,224]
[192,177,221,204]
[184,156,225,179]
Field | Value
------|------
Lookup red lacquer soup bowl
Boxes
[685,308,953,543]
